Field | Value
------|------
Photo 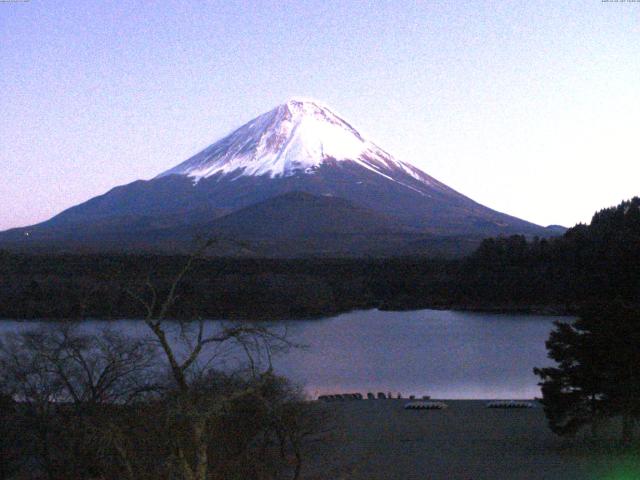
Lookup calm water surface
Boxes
[0,309,568,399]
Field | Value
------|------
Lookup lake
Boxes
[0,309,567,399]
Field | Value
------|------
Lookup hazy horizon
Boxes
[1,1,639,231]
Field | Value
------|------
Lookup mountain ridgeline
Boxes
[0,198,637,320]
[0,99,559,257]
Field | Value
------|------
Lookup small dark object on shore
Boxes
[486,400,534,409]
[404,401,448,410]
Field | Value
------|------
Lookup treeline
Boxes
[460,196,640,308]
[0,253,459,319]
[0,197,638,320]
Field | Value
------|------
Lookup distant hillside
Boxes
[208,191,407,238]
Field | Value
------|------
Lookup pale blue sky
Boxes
[1,0,638,230]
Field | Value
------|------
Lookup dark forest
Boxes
[1,198,637,321]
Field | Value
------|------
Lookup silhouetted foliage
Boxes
[0,247,320,480]
[0,393,21,480]
[535,301,640,444]
[460,197,640,309]
[0,323,318,480]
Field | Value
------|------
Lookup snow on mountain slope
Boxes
[157,99,439,193]
[0,98,557,256]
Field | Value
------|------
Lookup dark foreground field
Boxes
[301,400,638,480]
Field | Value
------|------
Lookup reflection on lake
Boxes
[0,309,568,399]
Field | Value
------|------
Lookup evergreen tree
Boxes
[535,301,640,444]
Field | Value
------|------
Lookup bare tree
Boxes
[0,244,318,480]
[0,322,159,479]
[0,323,158,406]
[123,243,303,480]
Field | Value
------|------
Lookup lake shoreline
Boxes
[0,309,564,400]
[0,303,574,322]
[381,302,573,317]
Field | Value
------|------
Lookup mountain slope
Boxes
[195,191,434,257]
[208,191,407,238]
[0,99,560,256]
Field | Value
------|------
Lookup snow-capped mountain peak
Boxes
[1,99,552,255]
[157,99,427,184]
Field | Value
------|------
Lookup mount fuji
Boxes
[0,99,560,256]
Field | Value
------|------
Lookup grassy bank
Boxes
[302,400,638,480]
